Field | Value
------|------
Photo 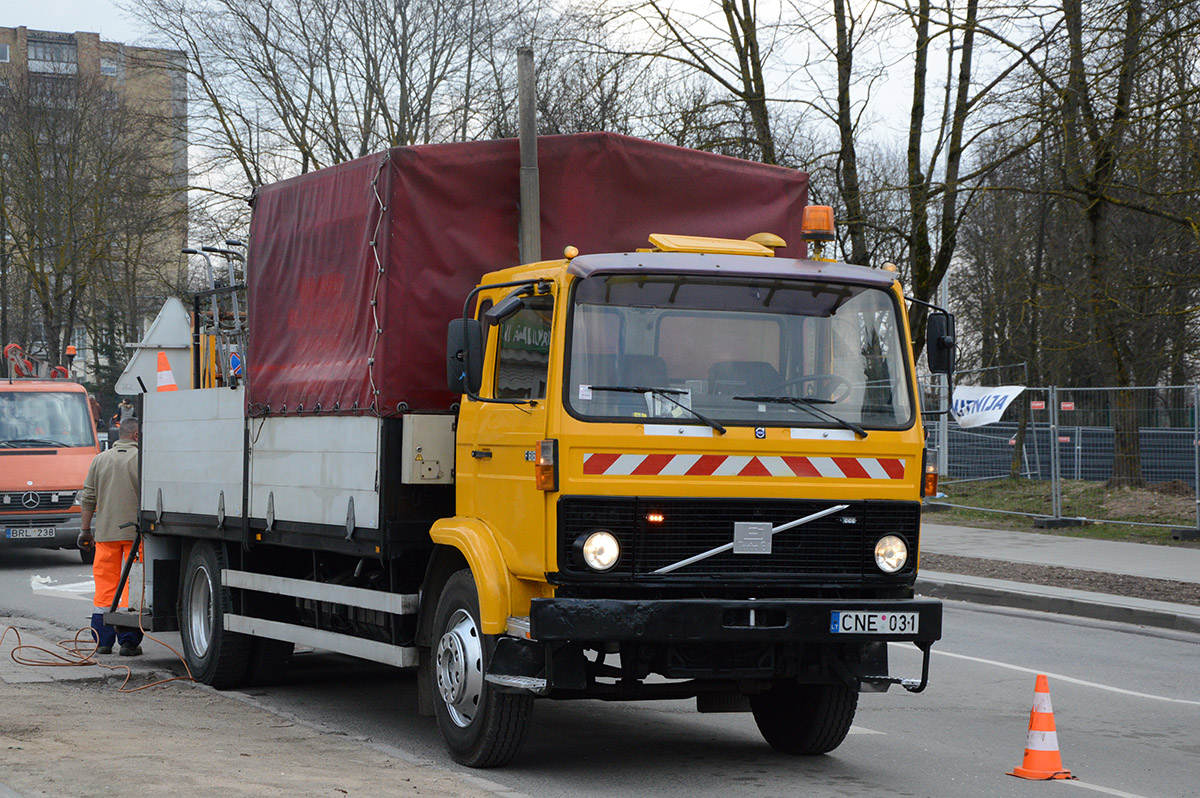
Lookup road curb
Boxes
[916,571,1200,635]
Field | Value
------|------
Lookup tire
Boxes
[750,681,859,755]
[243,638,294,687]
[179,540,252,688]
[432,569,532,767]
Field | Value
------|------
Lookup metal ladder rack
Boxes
[183,241,247,389]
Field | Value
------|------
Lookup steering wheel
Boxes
[777,373,852,402]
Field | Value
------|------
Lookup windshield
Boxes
[565,275,914,429]
[0,390,96,448]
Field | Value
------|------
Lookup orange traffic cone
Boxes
[1009,674,1075,780]
[155,351,179,392]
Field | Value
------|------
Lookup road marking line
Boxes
[890,644,1200,706]
[848,725,885,735]
[1059,779,1150,798]
[30,575,95,602]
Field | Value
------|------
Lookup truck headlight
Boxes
[577,530,620,571]
[874,535,908,573]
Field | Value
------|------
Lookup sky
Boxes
[9,0,145,44]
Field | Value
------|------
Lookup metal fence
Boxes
[923,383,1200,533]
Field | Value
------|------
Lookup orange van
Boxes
[1,379,100,562]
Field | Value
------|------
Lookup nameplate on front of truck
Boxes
[732,522,772,554]
[831,611,919,634]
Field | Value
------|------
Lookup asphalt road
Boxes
[4,546,1198,797]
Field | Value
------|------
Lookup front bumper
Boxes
[2,515,82,550]
[528,597,942,644]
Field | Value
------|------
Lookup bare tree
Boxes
[598,0,794,164]
[0,70,184,367]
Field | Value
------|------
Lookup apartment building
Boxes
[0,26,187,385]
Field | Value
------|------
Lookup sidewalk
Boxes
[0,619,511,798]
[917,522,1200,634]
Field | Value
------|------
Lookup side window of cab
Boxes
[494,296,554,400]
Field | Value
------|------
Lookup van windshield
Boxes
[565,275,914,429]
[0,391,95,448]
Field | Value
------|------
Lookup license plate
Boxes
[6,527,57,539]
[831,611,919,634]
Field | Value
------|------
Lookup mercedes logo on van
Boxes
[22,492,40,509]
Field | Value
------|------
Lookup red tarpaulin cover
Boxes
[246,132,809,415]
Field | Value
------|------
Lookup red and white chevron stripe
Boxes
[582,453,906,479]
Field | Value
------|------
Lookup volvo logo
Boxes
[21,491,41,509]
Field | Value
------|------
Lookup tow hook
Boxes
[860,641,933,693]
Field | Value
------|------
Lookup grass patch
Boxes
[925,477,1199,545]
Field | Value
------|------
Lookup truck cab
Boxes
[432,232,946,762]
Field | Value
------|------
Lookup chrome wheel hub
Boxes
[435,608,483,728]
[188,563,213,658]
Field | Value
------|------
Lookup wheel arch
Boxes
[425,517,511,636]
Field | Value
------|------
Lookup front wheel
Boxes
[179,540,251,688]
[431,569,532,767]
[750,681,858,755]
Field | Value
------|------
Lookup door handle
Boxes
[471,450,492,459]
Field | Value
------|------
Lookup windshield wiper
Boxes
[0,438,71,448]
[733,395,867,439]
[590,385,727,435]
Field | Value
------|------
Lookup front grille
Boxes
[1,491,79,512]
[558,497,919,581]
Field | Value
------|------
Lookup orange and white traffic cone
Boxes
[1008,674,1075,780]
[155,351,179,392]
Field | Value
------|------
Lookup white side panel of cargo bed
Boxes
[248,416,380,529]
[141,387,245,517]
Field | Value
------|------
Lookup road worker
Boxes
[78,417,144,656]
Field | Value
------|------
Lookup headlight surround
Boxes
[874,535,908,574]
[576,529,621,572]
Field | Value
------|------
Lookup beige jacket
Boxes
[80,440,139,542]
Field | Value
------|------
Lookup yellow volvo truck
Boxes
[131,133,954,767]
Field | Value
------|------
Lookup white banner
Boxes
[951,385,1026,428]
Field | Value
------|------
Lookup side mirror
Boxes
[483,292,527,326]
[447,319,484,395]
[926,312,956,375]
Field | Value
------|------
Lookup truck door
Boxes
[461,293,556,579]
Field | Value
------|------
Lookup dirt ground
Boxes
[921,552,1200,606]
[1099,480,1196,522]
[0,677,503,798]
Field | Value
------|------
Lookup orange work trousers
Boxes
[93,540,141,611]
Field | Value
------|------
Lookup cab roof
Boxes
[1,380,88,393]
[567,250,898,289]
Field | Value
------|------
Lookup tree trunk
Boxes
[832,0,868,265]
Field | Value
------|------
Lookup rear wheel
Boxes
[179,540,251,688]
[750,681,858,755]
[432,569,532,767]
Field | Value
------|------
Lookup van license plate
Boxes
[831,611,919,634]
[6,527,56,539]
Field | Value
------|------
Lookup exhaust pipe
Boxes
[517,47,541,263]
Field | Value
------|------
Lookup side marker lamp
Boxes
[924,465,939,498]
[535,439,559,491]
